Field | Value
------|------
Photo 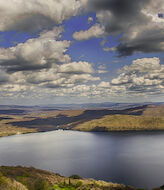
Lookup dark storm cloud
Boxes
[89,0,148,17]
[86,0,164,56]
[117,26,164,56]
[88,0,149,33]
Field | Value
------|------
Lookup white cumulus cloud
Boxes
[0,0,87,32]
[73,24,105,41]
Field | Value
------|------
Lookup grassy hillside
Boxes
[73,115,164,132]
[0,166,139,190]
[0,125,36,137]
[0,172,27,190]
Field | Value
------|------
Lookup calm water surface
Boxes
[0,130,164,189]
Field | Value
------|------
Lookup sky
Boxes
[0,0,164,105]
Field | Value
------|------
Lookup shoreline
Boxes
[2,128,164,138]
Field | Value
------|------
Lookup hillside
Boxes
[0,166,139,190]
[73,105,164,132]
[73,115,164,132]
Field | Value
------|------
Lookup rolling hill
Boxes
[1,104,164,137]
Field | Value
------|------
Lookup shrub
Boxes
[34,179,52,190]
[76,180,83,187]
[69,175,82,179]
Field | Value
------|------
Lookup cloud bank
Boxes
[0,0,163,103]
[0,26,100,100]
[111,57,164,95]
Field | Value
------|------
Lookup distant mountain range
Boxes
[0,102,164,111]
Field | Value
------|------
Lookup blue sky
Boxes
[0,0,163,105]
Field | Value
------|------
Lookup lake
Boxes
[0,130,164,189]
